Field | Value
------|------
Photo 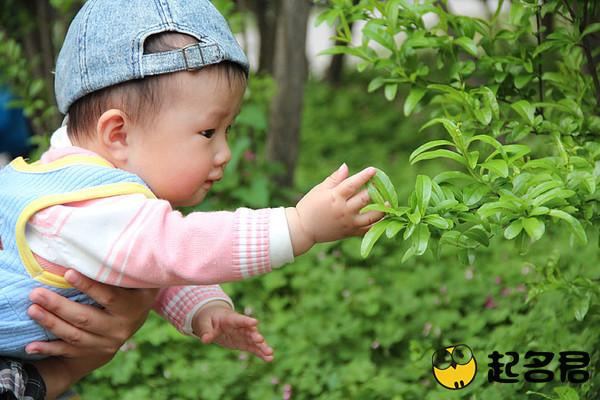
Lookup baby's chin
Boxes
[167,190,208,208]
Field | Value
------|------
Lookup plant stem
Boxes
[535,2,544,105]
[581,0,600,107]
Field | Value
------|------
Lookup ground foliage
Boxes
[1,0,599,399]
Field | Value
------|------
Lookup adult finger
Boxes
[337,167,376,198]
[25,339,103,359]
[29,288,112,335]
[64,270,157,315]
[26,304,107,352]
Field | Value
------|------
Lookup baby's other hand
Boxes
[192,301,274,362]
[286,164,384,255]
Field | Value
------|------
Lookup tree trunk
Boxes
[325,21,353,85]
[245,0,279,75]
[266,0,311,187]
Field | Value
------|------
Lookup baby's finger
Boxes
[338,167,376,199]
[347,189,372,212]
[354,210,385,229]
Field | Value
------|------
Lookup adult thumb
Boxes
[324,163,349,188]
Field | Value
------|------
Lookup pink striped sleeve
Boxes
[153,285,233,335]
[28,194,274,286]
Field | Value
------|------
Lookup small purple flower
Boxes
[521,264,532,275]
[244,150,256,162]
[515,284,527,293]
[501,287,511,297]
[371,340,380,349]
[494,276,502,285]
[239,353,248,361]
[271,377,280,385]
[439,285,447,294]
[283,384,292,400]
[485,295,497,309]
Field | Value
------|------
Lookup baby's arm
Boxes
[152,285,233,335]
[25,164,379,288]
[27,198,292,287]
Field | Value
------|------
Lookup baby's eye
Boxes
[199,129,216,138]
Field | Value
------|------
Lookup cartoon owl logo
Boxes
[432,344,477,390]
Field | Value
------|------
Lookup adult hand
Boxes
[25,269,158,358]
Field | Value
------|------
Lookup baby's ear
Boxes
[96,109,130,165]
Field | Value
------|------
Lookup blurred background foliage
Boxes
[1,0,599,399]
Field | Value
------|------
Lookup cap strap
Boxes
[140,42,224,76]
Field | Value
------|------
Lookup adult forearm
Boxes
[33,354,112,400]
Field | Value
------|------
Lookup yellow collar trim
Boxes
[10,155,114,173]
[16,183,156,288]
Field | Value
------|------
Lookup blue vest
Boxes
[0,155,154,359]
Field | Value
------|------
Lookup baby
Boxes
[0,0,382,364]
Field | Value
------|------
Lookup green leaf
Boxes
[511,100,535,124]
[361,219,390,257]
[370,168,398,208]
[368,182,385,204]
[433,171,476,184]
[473,106,492,125]
[360,204,396,214]
[409,140,455,163]
[415,175,432,216]
[401,246,416,263]
[481,159,509,177]
[454,36,478,57]
[478,200,518,218]
[410,149,467,167]
[531,188,576,206]
[367,76,386,93]
[514,74,532,89]
[385,220,406,239]
[413,223,431,256]
[504,218,523,240]
[467,151,479,169]
[581,22,600,39]
[404,87,426,116]
[463,184,491,206]
[522,217,545,241]
[384,83,398,101]
[548,209,588,244]
[554,386,581,400]
[574,293,591,322]
[463,226,490,247]
[423,214,451,229]
[420,118,462,145]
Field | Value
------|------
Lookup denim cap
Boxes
[55,0,249,114]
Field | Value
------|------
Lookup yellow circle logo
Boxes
[432,344,477,390]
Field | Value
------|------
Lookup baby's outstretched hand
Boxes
[286,163,384,255]
[192,301,274,362]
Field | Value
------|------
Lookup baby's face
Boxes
[125,69,245,207]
